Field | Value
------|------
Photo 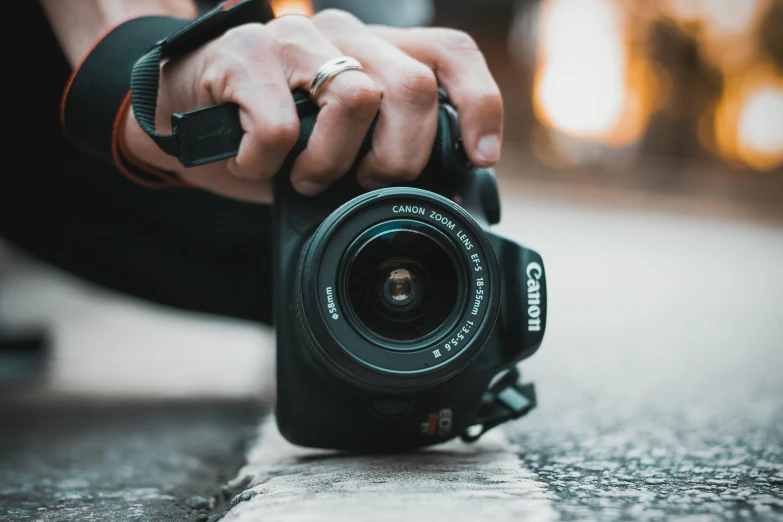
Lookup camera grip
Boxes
[169,89,472,191]
[487,232,547,363]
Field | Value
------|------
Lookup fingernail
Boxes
[476,135,500,164]
[294,180,328,196]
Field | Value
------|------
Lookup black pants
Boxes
[1,147,274,325]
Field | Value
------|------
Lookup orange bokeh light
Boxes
[709,65,783,171]
[270,0,313,17]
[531,0,657,151]
[660,0,772,72]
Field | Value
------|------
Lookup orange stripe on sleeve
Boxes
[59,23,128,132]
[112,92,190,189]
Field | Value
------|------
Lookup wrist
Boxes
[122,105,183,174]
[42,0,198,68]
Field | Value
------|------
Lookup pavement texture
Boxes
[1,177,782,521]
[0,401,264,521]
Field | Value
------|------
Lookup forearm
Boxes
[40,0,198,67]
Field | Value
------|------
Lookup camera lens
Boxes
[344,224,460,342]
[295,189,501,393]
[377,262,421,311]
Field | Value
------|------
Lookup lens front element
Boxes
[380,263,419,309]
[345,224,461,343]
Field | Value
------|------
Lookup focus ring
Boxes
[294,237,388,393]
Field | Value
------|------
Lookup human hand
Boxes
[123,9,503,202]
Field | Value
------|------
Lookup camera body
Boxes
[273,98,547,453]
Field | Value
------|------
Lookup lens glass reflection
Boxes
[346,226,459,342]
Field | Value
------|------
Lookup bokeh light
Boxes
[534,0,624,139]
[526,0,781,171]
[663,0,768,36]
[532,0,657,153]
[712,66,783,171]
[270,0,313,17]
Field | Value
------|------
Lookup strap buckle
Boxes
[460,367,536,443]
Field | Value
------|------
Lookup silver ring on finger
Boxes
[309,56,363,104]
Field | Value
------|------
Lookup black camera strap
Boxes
[461,368,536,442]
[130,0,283,168]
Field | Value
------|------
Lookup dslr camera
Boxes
[272,93,548,452]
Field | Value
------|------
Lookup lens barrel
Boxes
[296,188,500,393]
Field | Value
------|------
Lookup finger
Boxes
[201,24,301,181]
[371,26,504,167]
[123,105,273,202]
[267,15,382,196]
[314,10,439,190]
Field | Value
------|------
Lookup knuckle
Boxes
[222,23,270,47]
[436,28,481,56]
[229,154,264,180]
[205,25,271,94]
[474,90,504,113]
[394,65,438,105]
[268,17,316,56]
[262,119,301,149]
[373,157,423,182]
[269,13,312,33]
[200,63,230,98]
[314,8,362,27]
[334,78,382,115]
[275,35,308,64]
[304,159,347,182]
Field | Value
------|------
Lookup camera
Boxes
[272,93,548,452]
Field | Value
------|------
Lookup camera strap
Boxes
[130,0,280,168]
[461,368,536,442]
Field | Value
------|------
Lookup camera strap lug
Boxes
[460,367,536,443]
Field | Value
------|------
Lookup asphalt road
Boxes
[1,179,781,521]
[0,402,264,522]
